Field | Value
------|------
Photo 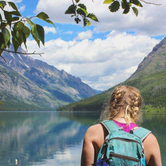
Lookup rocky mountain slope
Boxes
[58,36,166,111]
[0,46,96,111]
[128,36,166,80]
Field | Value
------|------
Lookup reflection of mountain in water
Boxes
[0,112,90,166]
[0,112,165,165]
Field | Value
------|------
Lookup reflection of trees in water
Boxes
[0,112,89,166]
[142,113,166,164]
[0,112,164,165]
[58,111,100,126]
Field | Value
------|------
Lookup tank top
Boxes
[113,120,138,133]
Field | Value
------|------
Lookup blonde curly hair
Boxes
[100,86,142,125]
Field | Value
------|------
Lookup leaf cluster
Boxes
[103,0,143,16]
[0,1,55,57]
[65,0,145,27]
[65,0,99,27]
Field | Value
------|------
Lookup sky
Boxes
[8,0,166,91]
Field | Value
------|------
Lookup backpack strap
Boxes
[102,120,151,141]
[131,127,152,141]
[101,120,120,133]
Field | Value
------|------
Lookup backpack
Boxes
[92,120,151,166]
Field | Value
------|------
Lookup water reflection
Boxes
[0,112,99,166]
[0,111,165,166]
[142,113,166,164]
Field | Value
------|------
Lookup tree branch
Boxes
[0,70,6,77]
[0,55,7,63]
[140,0,162,6]
[1,49,44,56]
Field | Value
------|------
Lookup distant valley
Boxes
[0,46,96,111]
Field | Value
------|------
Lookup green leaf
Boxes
[4,11,12,22]
[9,10,21,16]
[26,17,34,27]
[36,12,49,20]
[103,0,114,4]
[83,18,91,27]
[15,21,24,30]
[12,36,20,52]
[109,1,120,12]
[121,0,127,9]
[31,24,45,47]
[26,17,42,47]
[77,8,88,16]
[0,22,8,28]
[8,2,19,11]
[123,3,130,14]
[0,33,5,49]
[75,0,80,3]
[132,7,138,16]
[22,25,30,37]
[4,10,21,24]
[1,27,10,46]
[36,12,56,27]
[11,16,20,22]
[44,19,56,27]
[0,1,6,9]
[16,21,30,37]
[12,29,23,44]
[12,22,30,51]
[22,30,29,50]
[0,14,2,22]
[130,0,143,7]
[7,39,10,49]
[78,3,87,10]
[22,26,30,49]
[65,4,76,14]
[87,13,99,22]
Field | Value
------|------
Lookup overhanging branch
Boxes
[140,0,162,6]
[0,49,44,57]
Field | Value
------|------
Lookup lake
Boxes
[0,111,165,166]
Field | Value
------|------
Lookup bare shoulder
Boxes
[85,124,103,136]
[143,132,158,146]
[84,123,104,142]
[143,133,162,166]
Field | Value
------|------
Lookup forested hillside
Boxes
[58,37,166,111]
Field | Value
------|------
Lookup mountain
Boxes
[93,89,103,94]
[0,46,96,111]
[58,36,166,111]
[128,36,166,80]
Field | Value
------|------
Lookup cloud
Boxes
[44,26,57,34]
[35,0,166,36]
[35,0,72,23]
[63,31,73,35]
[75,30,93,40]
[19,5,25,13]
[10,0,22,3]
[26,32,160,91]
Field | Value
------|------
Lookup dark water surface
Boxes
[0,111,165,166]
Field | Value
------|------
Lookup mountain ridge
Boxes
[128,36,166,80]
[58,36,166,111]
[0,46,96,111]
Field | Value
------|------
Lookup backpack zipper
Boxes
[109,152,139,162]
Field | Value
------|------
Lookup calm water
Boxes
[0,111,165,166]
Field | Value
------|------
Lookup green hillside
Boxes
[0,65,66,111]
[57,70,166,111]
[57,37,166,112]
